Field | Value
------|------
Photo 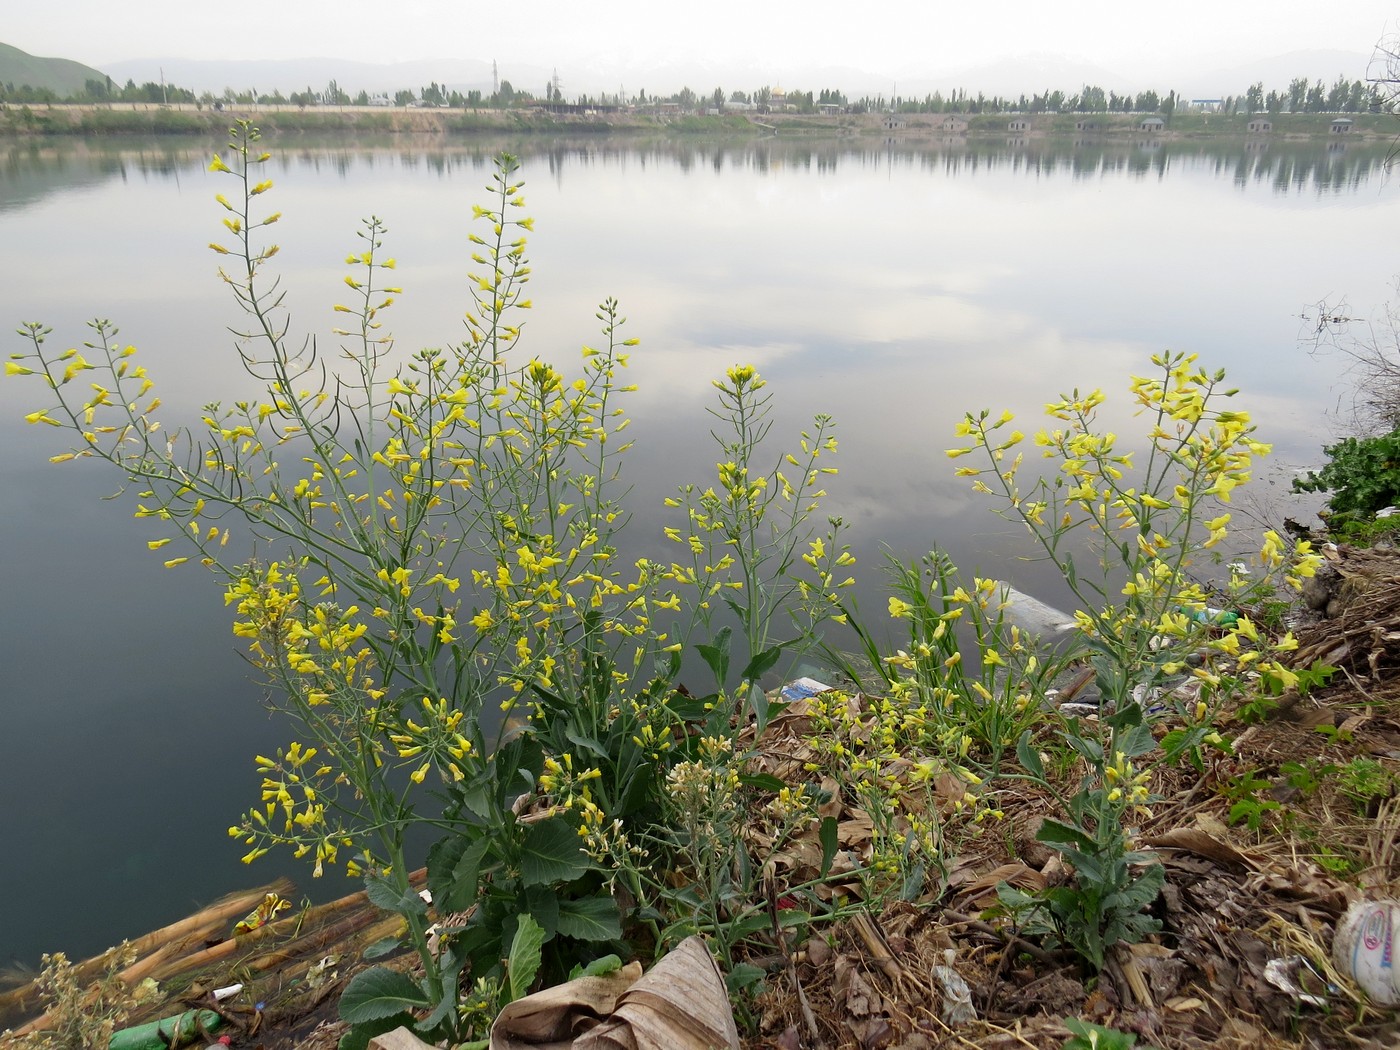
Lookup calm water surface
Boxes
[1,133,1395,968]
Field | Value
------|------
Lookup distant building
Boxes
[1139,116,1165,131]
[1075,119,1097,131]
[817,103,842,115]
[1008,118,1029,132]
[941,115,968,133]
[1247,118,1272,133]
[1190,99,1224,112]
[883,114,901,131]
[1330,117,1354,134]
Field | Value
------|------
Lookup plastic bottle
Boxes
[108,1009,223,1050]
[1333,900,1400,1005]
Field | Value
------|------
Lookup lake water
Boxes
[1,131,1396,971]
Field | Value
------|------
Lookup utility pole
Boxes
[492,60,499,96]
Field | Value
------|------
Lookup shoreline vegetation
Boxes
[0,102,1393,139]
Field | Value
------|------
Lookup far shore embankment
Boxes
[0,101,1391,141]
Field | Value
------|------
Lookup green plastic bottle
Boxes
[107,1009,222,1050]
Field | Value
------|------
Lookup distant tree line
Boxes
[0,70,1387,118]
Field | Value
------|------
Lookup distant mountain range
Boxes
[3,39,1377,103]
[0,41,108,95]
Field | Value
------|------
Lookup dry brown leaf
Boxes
[490,937,739,1050]
[368,1028,441,1050]
[574,937,739,1050]
[1143,827,1260,872]
[490,964,643,1050]
[948,861,1046,910]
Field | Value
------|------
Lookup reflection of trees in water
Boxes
[4,135,1394,206]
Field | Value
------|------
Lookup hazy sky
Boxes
[8,0,1397,80]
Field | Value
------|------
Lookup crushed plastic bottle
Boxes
[1334,900,1400,1006]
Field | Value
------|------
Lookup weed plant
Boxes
[947,354,1325,969]
[10,122,855,1045]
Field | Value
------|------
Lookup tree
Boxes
[676,86,697,110]
[1245,81,1264,113]
[712,87,724,109]
[1266,89,1283,115]
[1305,79,1326,112]
[1327,76,1351,112]
[394,88,416,106]
[1288,76,1308,112]
[322,79,349,106]
[1078,84,1107,112]
[1161,91,1176,121]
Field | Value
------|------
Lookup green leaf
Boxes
[522,884,560,937]
[569,954,623,980]
[361,935,402,960]
[338,967,430,1023]
[565,728,608,759]
[365,873,427,918]
[520,817,589,887]
[818,815,838,877]
[740,638,794,682]
[556,895,623,941]
[443,835,493,913]
[337,1013,414,1050]
[696,626,732,686]
[726,962,767,996]
[739,772,786,792]
[1016,731,1045,780]
[426,832,470,907]
[507,914,546,1003]
[1035,817,1094,851]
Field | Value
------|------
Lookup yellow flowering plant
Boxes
[945,352,1324,970]
[833,549,1061,776]
[10,123,863,1040]
[660,366,848,735]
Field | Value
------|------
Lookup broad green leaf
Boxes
[443,836,493,914]
[364,873,426,918]
[522,884,560,937]
[696,626,732,686]
[338,966,430,1023]
[361,935,402,960]
[556,895,622,941]
[740,638,794,682]
[426,832,470,907]
[336,1013,414,1050]
[507,914,546,1003]
[520,817,589,887]
[1034,817,1094,851]
[739,772,786,792]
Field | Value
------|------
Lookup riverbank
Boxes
[0,102,1391,140]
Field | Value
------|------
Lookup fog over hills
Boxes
[99,47,1375,102]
